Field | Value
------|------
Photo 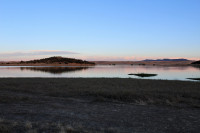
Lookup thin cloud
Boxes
[0,50,78,57]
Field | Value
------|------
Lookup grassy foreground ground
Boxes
[0,78,200,133]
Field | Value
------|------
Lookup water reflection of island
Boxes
[20,67,90,74]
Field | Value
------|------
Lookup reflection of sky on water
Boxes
[0,65,199,81]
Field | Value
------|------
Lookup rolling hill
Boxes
[20,56,95,65]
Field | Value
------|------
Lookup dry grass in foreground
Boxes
[0,78,200,133]
[0,78,200,107]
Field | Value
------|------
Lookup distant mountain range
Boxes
[142,59,190,62]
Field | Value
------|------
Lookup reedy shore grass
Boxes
[0,78,200,107]
[0,78,200,133]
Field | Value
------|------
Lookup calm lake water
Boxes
[0,65,199,81]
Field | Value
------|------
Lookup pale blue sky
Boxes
[0,0,200,61]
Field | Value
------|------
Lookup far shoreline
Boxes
[0,63,95,66]
[0,60,197,66]
[94,60,195,66]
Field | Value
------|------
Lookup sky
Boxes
[0,0,200,61]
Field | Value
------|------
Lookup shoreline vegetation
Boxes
[191,60,200,65]
[1,78,199,107]
[94,60,195,66]
[0,78,200,132]
[187,78,200,81]
[128,73,157,77]
[0,78,200,107]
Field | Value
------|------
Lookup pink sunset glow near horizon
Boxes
[0,50,198,61]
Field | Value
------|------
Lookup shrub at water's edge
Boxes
[191,60,200,65]
[187,78,200,81]
[128,73,157,77]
